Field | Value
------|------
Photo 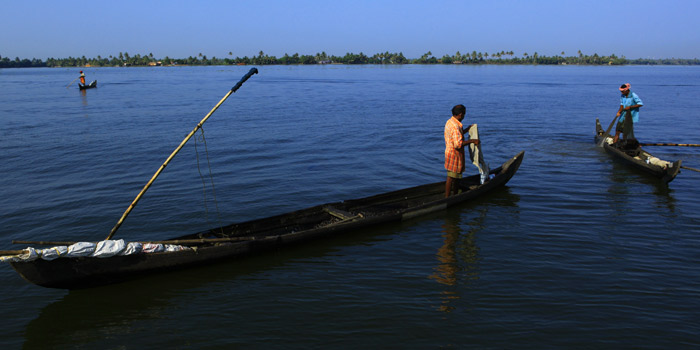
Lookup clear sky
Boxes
[2,0,699,60]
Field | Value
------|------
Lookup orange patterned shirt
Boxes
[444,116,465,173]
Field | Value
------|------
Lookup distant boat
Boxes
[79,80,97,90]
[595,118,681,183]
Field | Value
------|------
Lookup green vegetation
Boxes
[1,51,699,68]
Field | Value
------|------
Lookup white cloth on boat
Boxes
[0,247,38,262]
[142,243,164,253]
[39,246,68,260]
[67,242,97,257]
[2,240,192,263]
[647,156,671,168]
[467,124,489,181]
[92,239,126,258]
[165,244,190,252]
[120,242,143,255]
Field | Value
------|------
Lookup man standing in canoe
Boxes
[613,83,644,144]
[79,71,86,85]
[444,104,480,198]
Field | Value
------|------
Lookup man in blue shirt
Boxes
[613,83,644,144]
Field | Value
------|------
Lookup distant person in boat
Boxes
[613,83,643,144]
[444,104,480,198]
[79,71,86,85]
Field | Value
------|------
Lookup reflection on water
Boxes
[22,255,277,348]
[430,207,486,313]
[21,222,398,348]
[3,65,699,349]
[429,188,521,313]
[606,161,676,213]
[80,89,88,106]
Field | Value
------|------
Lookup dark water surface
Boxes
[1,65,699,349]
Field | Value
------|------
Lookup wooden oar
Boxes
[681,165,700,173]
[597,112,624,147]
[105,67,259,240]
[65,77,79,88]
[640,143,700,147]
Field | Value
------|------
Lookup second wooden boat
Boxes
[595,118,681,183]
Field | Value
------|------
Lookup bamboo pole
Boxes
[640,143,700,147]
[12,240,77,246]
[105,68,258,240]
[13,236,261,247]
[0,250,27,256]
[681,165,700,173]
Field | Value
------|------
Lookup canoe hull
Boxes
[10,151,524,289]
[595,119,681,183]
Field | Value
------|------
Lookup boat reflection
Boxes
[607,161,676,213]
[21,250,302,348]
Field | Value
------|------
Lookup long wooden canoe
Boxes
[78,80,97,90]
[595,118,681,183]
[6,151,524,289]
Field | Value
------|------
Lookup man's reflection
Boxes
[430,207,486,313]
[80,89,88,106]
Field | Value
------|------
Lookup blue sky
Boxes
[2,0,699,60]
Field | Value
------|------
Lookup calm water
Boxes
[1,65,699,349]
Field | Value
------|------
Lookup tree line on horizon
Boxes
[1,50,699,68]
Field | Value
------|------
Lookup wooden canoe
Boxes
[595,118,681,183]
[78,80,97,90]
[7,151,524,289]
